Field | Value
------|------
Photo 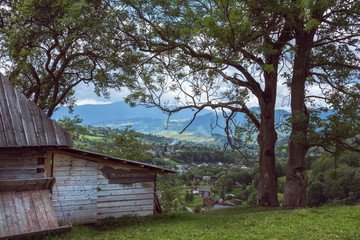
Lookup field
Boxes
[48,205,360,240]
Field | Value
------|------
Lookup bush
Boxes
[194,204,202,213]
[247,192,257,205]
[307,151,360,206]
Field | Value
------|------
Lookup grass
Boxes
[47,205,360,240]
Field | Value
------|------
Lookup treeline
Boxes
[307,151,360,206]
[171,145,256,165]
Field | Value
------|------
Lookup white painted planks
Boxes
[52,153,97,224]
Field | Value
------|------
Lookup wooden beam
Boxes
[0,178,56,192]
[0,225,71,240]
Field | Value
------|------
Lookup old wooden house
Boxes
[0,74,175,238]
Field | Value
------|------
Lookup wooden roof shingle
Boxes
[0,74,73,148]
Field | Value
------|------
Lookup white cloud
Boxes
[76,99,113,106]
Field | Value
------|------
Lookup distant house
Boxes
[0,74,175,238]
[198,186,212,197]
[202,176,211,182]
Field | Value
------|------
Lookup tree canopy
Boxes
[111,0,360,207]
[0,0,126,116]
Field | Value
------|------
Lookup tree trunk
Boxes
[283,29,314,208]
[256,67,279,207]
[257,111,279,206]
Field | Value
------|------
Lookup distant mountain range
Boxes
[52,101,291,136]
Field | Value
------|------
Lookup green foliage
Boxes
[95,126,152,162]
[157,174,182,212]
[57,115,86,140]
[307,151,360,206]
[193,204,202,213]
[184,192,194,203]
[0,0,124,116]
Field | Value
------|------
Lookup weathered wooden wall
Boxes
[0,149,50,180]
[97,162,155,220]
[52,152,98,224]
[52,151,156,224]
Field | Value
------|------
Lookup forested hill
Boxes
[52,101,290,136]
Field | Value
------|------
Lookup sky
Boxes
[73,78,325,112]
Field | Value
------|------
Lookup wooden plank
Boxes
[21,191,41,232]
[98,169,154,178]
[54,161,98,168]
[39,190,59,229]
[1,192,19,235]
[98,177,154,185]
[0,158,37,166]
[97,188,154,197]
[55,185,96,191]
[30,190,50,231]
[97,205,153,214]
[0,116,7,148]
[0,165,40,170]
[52,199,96,207]
[0,173,45,181]
[28,101,47,146]
[0,178,55,191]
[97,199,154,208]
[0,194,9,237]
[97,193,154,202]
[53,180,97,186]
[55,175,98,181]
[12,191,30,233]
[53,189,97,196]
[0,76,16,147]
[54,170,98,177]
[52,120,66,146]
[52,195,97,202]
[55,166,101,172]
[0,225,71,240]
[3,77,27,147]
[97,210,153,220]
[97,182,154,189]
[14,88,39,146]
[53,204,96,212]
[41,109,57,146]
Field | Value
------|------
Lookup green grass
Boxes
[48,205,360,240]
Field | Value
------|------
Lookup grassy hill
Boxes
[49,205,359,240]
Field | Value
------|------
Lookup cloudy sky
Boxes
[74,79,324,112]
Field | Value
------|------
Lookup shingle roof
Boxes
[0,74,73,148]
[199,186,211,192]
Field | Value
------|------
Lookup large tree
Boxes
[283,0,360,208]
[113,0,360,207]
[113,0,295,206]
[0,0,126,116]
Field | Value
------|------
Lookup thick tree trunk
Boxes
[283,29,314,208]
[256,66,279,207]
[257,111,278,206]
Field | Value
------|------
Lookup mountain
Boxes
[52,101,213,125]
[52,101,291,136]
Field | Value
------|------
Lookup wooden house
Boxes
[198,186,212,197]
[0,74,175,238]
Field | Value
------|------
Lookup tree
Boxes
[57,115,86,140]
[0,0,126,116]
[283,0,360,208]
[96,126,152,162]
[113,0,297,206]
